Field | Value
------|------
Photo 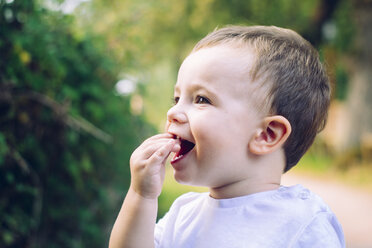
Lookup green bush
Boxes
[0,1,153,247]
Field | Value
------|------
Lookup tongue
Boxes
[177,139,195,156]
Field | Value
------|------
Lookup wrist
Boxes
[128,186,159,202]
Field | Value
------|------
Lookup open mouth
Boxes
[171,137,195,163]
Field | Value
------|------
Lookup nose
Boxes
[167,103,187,125]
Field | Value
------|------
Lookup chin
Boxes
[173,172,197,186]
[173,173,190,184]
[174,174,209,189]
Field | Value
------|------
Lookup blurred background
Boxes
[1,0,371,247]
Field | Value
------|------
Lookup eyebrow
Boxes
[174,82,217,97]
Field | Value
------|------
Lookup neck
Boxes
[209,151,285,199]
[209,179,280,199]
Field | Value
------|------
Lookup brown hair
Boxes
[193,26,330,172]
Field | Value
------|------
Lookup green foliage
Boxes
[333,0,355,52]
[0,133,8,163]
[334,65,349,101]
[0,0,154,247]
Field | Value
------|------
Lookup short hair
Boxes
[193,25,330,172]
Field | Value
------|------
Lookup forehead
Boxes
[176,45,258,94]
[182,45,253,76]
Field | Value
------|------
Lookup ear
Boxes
[249,116,292,155]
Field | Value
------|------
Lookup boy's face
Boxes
[166,45,266,190]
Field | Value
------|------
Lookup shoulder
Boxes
[289,211,345,247]
[159,192,209,220]
[168,192,209,211]
[155,192,208,242]
[277,185,345,247]
[155,192,207,242]
[275,185,332,218]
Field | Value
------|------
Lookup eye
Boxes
[195,95,211,104]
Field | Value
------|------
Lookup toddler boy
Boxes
[109,25,345,248]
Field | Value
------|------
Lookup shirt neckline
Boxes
[205,184,305,208]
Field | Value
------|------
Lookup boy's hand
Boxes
[110,134,179,248]
[129,133,180,199]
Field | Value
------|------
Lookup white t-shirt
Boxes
[154,184,345,248]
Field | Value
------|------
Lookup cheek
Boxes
[191,114,230,151]
[189,114,215,157]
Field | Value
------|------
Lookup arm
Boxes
[109,133,180,248]
[109,188,158,248]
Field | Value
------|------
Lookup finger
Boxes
[142,137,176,149]
[171,140,181,153]
[148,139,176,165]
[138,138,177,159]
[141,133,174,146]
[140,143,167,159]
